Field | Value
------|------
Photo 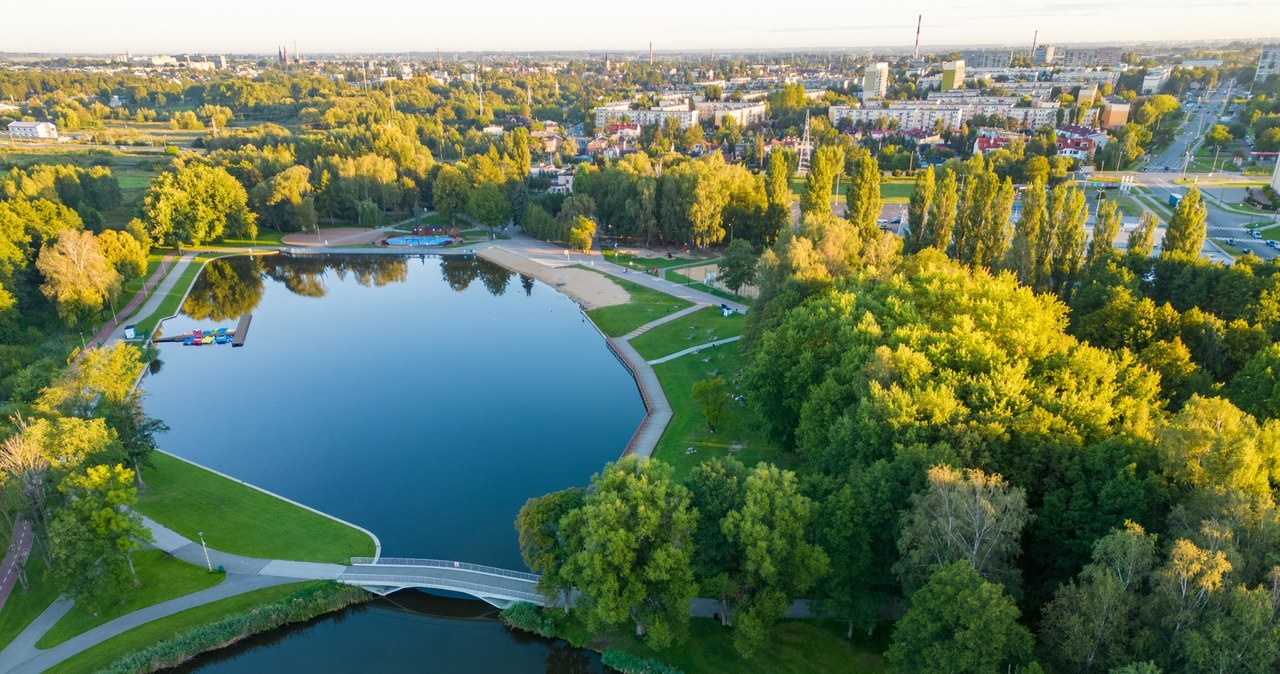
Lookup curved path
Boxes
[0,520,32,613]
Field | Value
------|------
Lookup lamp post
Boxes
[198,531,212,572]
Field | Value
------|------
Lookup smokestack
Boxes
[1031,30,1038,61]
[913,15,922,59]
[649,42,653,65]
[293,40,299,64]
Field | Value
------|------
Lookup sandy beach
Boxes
[478,248,629,310]
[281,228,384,247]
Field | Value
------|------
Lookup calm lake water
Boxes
[143,254,642,672]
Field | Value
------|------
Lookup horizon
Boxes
[6,0,1279,55]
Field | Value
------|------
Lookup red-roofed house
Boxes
[1056,137,1095,161]
[975,136,1016,154]
[608,123,641,139]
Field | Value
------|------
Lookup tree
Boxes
[844,154,881,234]
[904,166,936,253]
[96,229,147,282]
[886,560,1034,674]
[717,239,757,294]
[1204,124,1233,151]
[1183,582,1280,674]
[1229,344,1280,420]
[564,457,696,649]
[1007,179,1050,289]
[800,145,843,217]
[49,464,152,614]
[686,457,748,620]
[140,162,256,246]
[516,487,585,612]
[1039,521,1157,673]
[36,229,120,324]
[1049,183,1088,298]
[37,341,145,418]
[691,377,731,432]
[721,464,829,657]
[1127,213,1157,258]
[923,168,959,253]
[1089,199,1122,267]
[895,465,1030,593]
[568,215,595,253]
[432,165,469,225]
[468,181,510,233]
[252,165,316,233]
[1163,186,1207,258]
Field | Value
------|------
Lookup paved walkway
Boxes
[647,336,744,366]
[98,252,197,345]
[87,253,179,348]
[0,520,32,613]
[622,303,707,340]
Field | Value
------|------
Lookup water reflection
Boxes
[182,257,265,321]
[441,255,479,292]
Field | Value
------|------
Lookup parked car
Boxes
[1251,230,1263,238]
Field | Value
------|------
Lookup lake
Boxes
[143,253,643,671]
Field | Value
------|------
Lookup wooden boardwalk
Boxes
[607,337,673,460]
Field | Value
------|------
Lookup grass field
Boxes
[137,453,375,563]
[603,250,704,269]
[554,614,886,674]
[630,306,747,361]
[0,557,61,651]
[650,343,791,479]
[584,275,694,337]
[218,230,286,247]
[665,270,745,303]
[36,550,223,648]
[44,582,314,674]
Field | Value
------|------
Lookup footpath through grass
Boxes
[137,452,375,564]
[603,249,705,270]
[0,557,60,651]
[36,550,223,648]
[131,255,206,336]
[45,582,313,674]
[630,306,747,361]
[554,614,886,674]
[665,270,746,303]
[584,273,693,337]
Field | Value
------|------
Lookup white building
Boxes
[861,62,889,101]
[593,100,699,130]
[7,121,57,140]
[694,100,768,127]
[1141,67,1170,95]
[830,103,964,131]
[1258,48,1280,83]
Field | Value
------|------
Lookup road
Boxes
[1102,83,1280,262]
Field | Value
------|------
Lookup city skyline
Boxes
[5,0,1277,55]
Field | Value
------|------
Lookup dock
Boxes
[232,314,252,347]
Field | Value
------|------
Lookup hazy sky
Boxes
[7,0,1277,54]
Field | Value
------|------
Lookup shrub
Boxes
[600,649,686,674]
[499,601,557,638]
[101,582,368,673]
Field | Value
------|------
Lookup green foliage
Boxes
[431,164,469,224]
[99,582,368,674]
[569,215,595,252]
[141,162,256,245]
[601,649,687,674]
[565,456,697,650]
[691,377,731,431]
[886,560,1033,674]
[500,602,558,638]
[516,488,584,608]
[800,145,843,218]
[36,228,120,323]
[1163,186,1207,258]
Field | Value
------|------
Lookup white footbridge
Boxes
[338,557,545,609]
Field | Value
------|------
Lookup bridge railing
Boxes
[349,557,540,583]
[338,573,546,604]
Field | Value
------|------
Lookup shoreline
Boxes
[477,247,630,310]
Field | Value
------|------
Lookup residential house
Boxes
[7,121,58,140]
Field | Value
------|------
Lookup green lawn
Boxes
[115,174,154,190]
[583,273,693,337]
[137,452,375,563]
[603,250,705,270]
[880,180,916,203]
[554,615,886,674]
[36,550,223,648]
[131,256,206,336]
[0,557,61,651]
[45,582,314,674]
[665,270,746,303]
[630,306,747,361]
[651,343,791,480]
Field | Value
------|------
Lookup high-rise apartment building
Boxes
[862,62,889,100]
[942,60,965,90]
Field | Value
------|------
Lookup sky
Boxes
[6,0,1278,54]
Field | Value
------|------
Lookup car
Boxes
[1268,240,1279,249]
[1227,238,1237,245]
[1252,230,1263,238]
